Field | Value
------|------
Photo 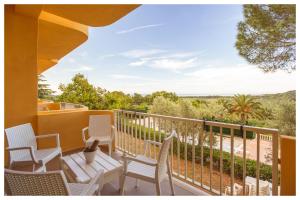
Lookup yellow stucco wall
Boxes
[5,5,38,130]
[37,110,114,152]
[280,136,296,195]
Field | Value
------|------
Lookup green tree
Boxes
[58,73,105,109]
[150,96,179,116]
[236,5,296,72]
[132,93,144,105]
[277,101,295,136]
[145,91,179,104]
[103,91,132,110]
[191,99,208,108]
[38,74,55,99]
[230,94,264,123]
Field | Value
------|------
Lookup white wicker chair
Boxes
[120,131,176,196]
[5,123,62,172]
[4,168,104,196]
[82,115,116,156]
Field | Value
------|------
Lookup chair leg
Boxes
[155,181,161,196]
[109,143,112,156]
[135,179,139,188]
[167,163,175,195]
[120,175,126,195]
[41,163,47,172]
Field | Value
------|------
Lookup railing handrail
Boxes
[113,109,278,135]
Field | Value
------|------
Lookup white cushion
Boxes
[127,155,157,181]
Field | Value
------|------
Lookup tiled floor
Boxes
[8,149,209,196]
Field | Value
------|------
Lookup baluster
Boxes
[242,127,246,195]
[209,125,213,191]
[184,121,188,180]
[256,132,260,196]
[220,126,223,195]
[230,128,234,196]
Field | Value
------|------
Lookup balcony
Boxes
[5,107,296,196]
[19,107,289,195]
[4,4,295,196]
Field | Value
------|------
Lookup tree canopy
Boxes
[236,5,296,72]
[38,74,55,99]
[58,73,105,109]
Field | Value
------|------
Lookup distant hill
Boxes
[180,90,296,101]
[253,90,295,101]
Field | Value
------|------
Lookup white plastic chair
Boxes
[224,183,250,195]
[4,168,104,196]
[5,123,62,172]
[120,131,176,196]
[82,115,116,156]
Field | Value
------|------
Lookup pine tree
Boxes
[38,74,54,99]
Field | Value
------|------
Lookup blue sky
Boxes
[43,4,296,95]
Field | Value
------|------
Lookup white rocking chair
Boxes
[5,123,62,172]
[5,168,104,195]
[82,115,116,156]
[120,131,176,195]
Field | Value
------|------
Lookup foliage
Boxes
[236,5,296,72]
[145,91,179,104]
[38,74,55,99]
[277,100,296,136]
[103,91,132,110]
[58,73,105,109]
[230,94,265,123]
[150,96,180,116]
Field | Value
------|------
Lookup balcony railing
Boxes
[113,109,279,196]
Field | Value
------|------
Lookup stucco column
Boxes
[4,5,39,165]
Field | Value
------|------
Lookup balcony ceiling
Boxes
[14,4,140,74]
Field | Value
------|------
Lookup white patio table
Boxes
[61,150,123,193]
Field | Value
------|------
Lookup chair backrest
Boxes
[5,123,37,163]
[88,115,111,138]
[156,131,175,180]
[4,169,71,195]
[249,181,270,196]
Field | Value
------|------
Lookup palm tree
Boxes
[229,94,264,123]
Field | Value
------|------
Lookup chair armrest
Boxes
[82,127,89,144]
[80,169,104,195]
[111,125,116,140]
[6,146,39,164]
[143,140,162,155]
[36,133,60,148]
[144,140,162,147]
[122,155,157,167]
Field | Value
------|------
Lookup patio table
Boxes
[61,150,123,192]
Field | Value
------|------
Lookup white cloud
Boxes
[116,24,164,34]
[109,74,155,81]
[109,74,144,80]
[129,60,147,66]
[149,57,199,71]
[67,65,93,72]
[120,49,166,58]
